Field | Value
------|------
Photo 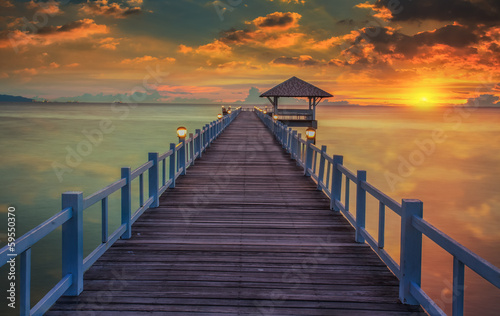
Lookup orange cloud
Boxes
[97,37,120,50]
[196,40,232,57]
[80,0,142,19]
[250,12,302,32]
[310,30,360,50]
[14,68,38,76]
[269,0,305,3]
[0,19,109,49]
[264,32,305,48]
[26,0,62,15]
[121,55,176,64]
[355,1,392,21]
[270,55,323,67]
[216,61,262,72]
[0,0,13,8]
[126,0,143,5]
[178,44,193,54]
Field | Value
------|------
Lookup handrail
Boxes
[83,179,126,209]
[255,107,499,316]
[412,216,500,288]
[0,107,242,316]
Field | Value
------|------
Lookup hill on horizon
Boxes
[0,94,33,102]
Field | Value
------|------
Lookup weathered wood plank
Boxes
[48,112,424,315]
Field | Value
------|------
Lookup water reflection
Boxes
[315,106,500,315]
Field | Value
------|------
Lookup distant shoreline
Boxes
[0,101,499,109]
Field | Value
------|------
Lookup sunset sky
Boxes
[0,0,499,106]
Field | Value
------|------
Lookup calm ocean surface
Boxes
[0,103,499,315]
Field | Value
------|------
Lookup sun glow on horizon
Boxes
[408,86,445,108]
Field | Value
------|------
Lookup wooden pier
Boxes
[47,112,424,315]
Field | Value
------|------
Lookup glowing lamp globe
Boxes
[305,127,316,140]
[177,126,188,139]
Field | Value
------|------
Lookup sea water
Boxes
[0,103,498,315]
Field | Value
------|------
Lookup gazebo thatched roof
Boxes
[260,76,333,98]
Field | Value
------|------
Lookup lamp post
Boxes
[177,127,187,175]
[304,127,316,176]
[217,113,223,120]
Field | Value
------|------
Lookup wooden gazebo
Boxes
[260,76,333,128]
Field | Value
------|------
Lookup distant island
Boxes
[0,94,34,102]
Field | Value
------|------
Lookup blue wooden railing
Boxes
[255,107,500,316]
[0,107,242,316]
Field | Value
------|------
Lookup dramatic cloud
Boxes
[178,11,306,61]
[250,12,302,31]
[1,0,498,106]
[355,1,392,21]
[465,94,500,107]
[271,55,322,67]
[96,37,120,50]
[374,0,500,25]
[26,0,62,15]
[178,44,193,54]
[80,0,142,19]
[0,0,13,8]
[236,87,268,104]
[0,19,108,49]
[195,40,232,56]
[335,23,499,72]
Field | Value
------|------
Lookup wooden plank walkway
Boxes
[48,111,425,315]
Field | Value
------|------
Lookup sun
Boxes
[411,90,440,108]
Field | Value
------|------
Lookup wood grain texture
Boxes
[48,112,425,315]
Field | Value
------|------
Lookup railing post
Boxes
[120,167,132,239]
[204,124,209,148]
[287,128,292,152]
[62,191,84,296]
[148,152,159,207]
[20,248,31,316]
[169,143,176,188]
[282,125,287,148]
[355,170,367,243]
[291,131,298,159]
[317,145,327,190]
[296,133,302,166]
[195,129,201,159]
[189,133,194,166]
[453,256,465,316]
[305,140,314,176]
[210,121,214,143]
[179,138,186,175]
[330,155,343,211]
[399,199,423,305]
